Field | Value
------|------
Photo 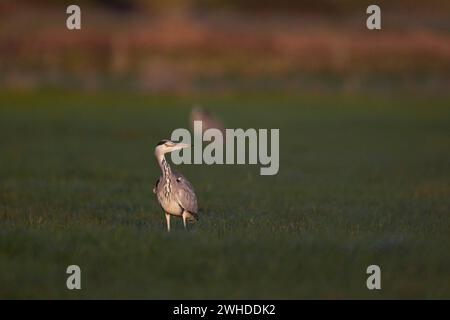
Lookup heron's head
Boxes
[155,139,190,158]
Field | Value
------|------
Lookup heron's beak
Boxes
[173,143,191,151]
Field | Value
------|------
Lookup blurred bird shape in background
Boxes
[190,105,225,136]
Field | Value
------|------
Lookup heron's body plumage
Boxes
[154,160,198,218]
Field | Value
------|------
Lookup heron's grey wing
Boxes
[173,171,198,213]
[153,177,160,194]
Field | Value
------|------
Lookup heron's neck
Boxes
[158,154,172,178]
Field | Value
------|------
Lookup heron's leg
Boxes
[182,211,188,229]
[165,213,171,232]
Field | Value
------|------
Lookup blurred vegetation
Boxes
[7,0,450,14]
[0,0,449,93]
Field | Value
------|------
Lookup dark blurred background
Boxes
[0,0,449,94]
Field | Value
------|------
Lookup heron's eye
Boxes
[156,140,168,147]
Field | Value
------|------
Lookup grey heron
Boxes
[153,139,198,231]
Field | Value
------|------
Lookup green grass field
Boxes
[0,91,449,299]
